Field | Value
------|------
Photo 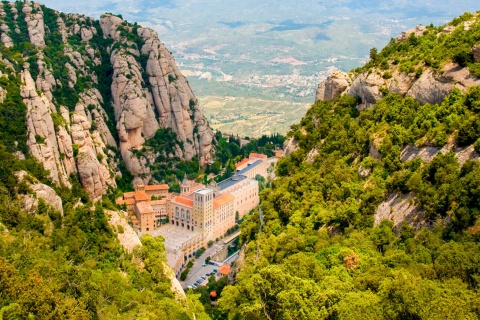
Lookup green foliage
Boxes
[0,5,210,316]
[218,85,480,318]
[361,13,480,77]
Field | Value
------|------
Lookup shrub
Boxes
[117,225,124,234]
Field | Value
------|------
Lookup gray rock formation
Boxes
[348,71,385,109]
[16,170,63,215]
[23,2,45,48]
[283,138,299,156]
[474,45,480,63]
[0,6,214,200]
[99,14,213,184]
[401,143,479,166]
[375,192,429,231]
[316,70,352,102]
[71,112,116,201]
[396,25,426,42]
[316,18,480,107]
[21,68,71,187]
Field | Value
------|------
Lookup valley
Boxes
[0,1,480,319]
[41,0,480,135]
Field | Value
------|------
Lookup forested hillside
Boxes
[217,13,480,320]
[0,1,212,318]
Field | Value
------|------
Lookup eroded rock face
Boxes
[16,171,63,215]
[474,45,480,63]
[400,143,479,166]
[375,192,429,231]
[1,7,215,200]
[138,25,213,166]
[348,72,385,109]
[107,210,141,252]
[283,138,299,157]
[99,14,214,184]
[396,25,426,42]
[21,69,71,187]
[316,70,351,102]
[23,2,45,48]
[71,112,116,201]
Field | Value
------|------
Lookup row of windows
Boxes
[171,220,195,231]
[175,207,191,220]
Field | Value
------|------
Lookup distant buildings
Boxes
[116,153,267,278]
[235,152,268,180]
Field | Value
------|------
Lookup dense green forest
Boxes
[0,146,208,318]
[216,89,480,320]
[219,87,480,319]
[215,14,480,319]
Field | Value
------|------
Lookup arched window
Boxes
[172,220,174,225]
[176,221,179,226]
[175,207,179,217]
[187,225,190,230]
[181,208,185,218]
[186,210,190,220]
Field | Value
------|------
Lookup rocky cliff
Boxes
[0,2,214,200]
[316,13,480,108]
[307,12,480,230]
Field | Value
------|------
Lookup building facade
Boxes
[236,153,269,180]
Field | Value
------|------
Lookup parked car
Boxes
[213,269,218,274]
[192,284,197,289]
[187,285,192,289]
[202,263,207,267]
[210,262,215,265]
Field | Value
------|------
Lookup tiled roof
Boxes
[249,153,267,159]
[172,196,194,207]
[150,199,166,205]
[134,192,150,202]
[213,193,235,210]
[218,264,231,275]
[135,202,154,214]
[124,199,135,205]
[235,158,250,169]
[145,184,169,191]
[123,191,136,199]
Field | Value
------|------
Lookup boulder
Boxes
[16,171,63,215]
[316,70,351,102]
[474,45,480,63]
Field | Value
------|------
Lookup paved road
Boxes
[181,242,224,289]
[182,243,241,289]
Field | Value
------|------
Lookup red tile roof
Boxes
[135,202,154,214]
[134,192,150,202]
[150,199,166,205]
[213,193,235,210]
[249,153,267,160]
[218,264,231,275]
[235,158,250,169]
[145,184,169,191]
[123,191,136,199]
[172,196,194,207]
[116,198,135,205]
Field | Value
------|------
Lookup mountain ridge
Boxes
[0,1,214,200]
